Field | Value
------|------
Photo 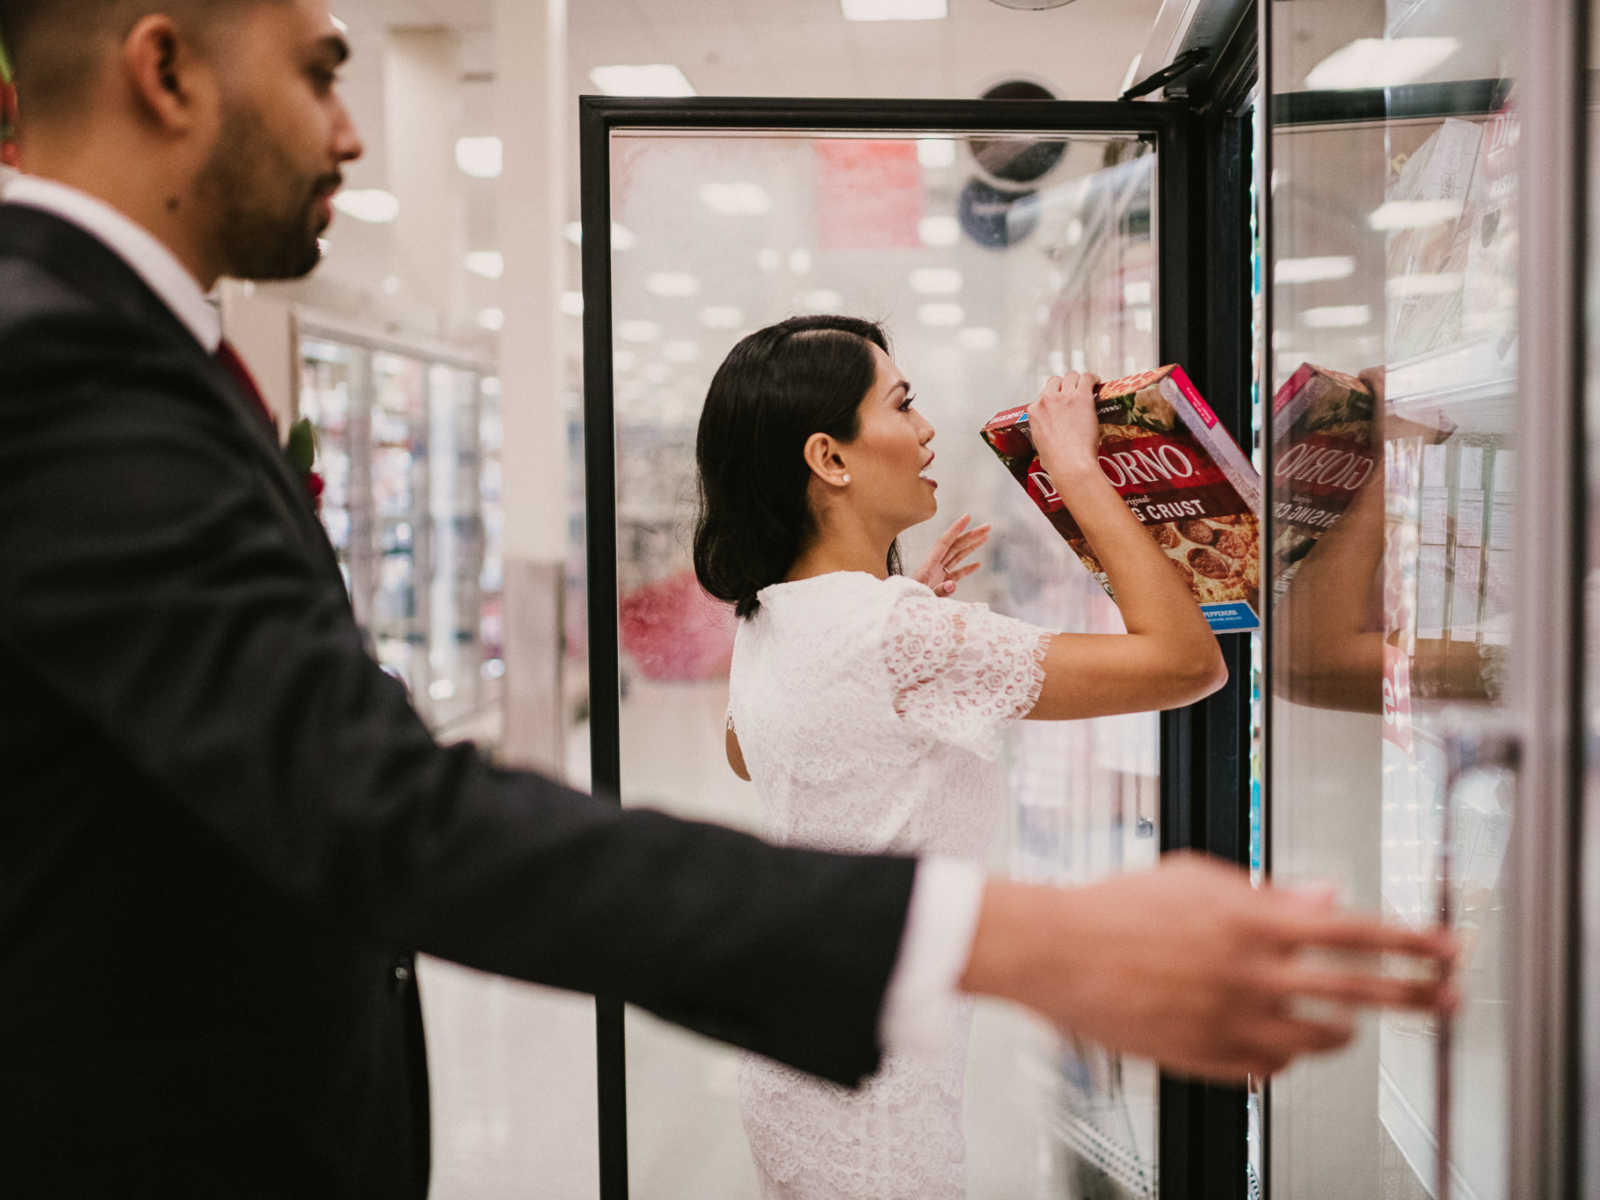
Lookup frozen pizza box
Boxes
[1268,363,1378,603]
[981,364,1262,634]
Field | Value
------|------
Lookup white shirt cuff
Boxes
[876,857,986,1059]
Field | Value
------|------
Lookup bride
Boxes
[693,315,1227,1199]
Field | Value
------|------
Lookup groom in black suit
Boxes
[0,0,1454,1194]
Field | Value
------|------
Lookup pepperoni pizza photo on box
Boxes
[981,364,1263,634]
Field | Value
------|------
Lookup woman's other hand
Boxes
[1027,372,1101,481]
[911,513,991,597]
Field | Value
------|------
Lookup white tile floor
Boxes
[418,678,1072,1197]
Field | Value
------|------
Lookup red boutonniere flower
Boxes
[285,418,324,514]
[1,37,21,170]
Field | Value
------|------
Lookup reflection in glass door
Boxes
[371,351,429,702]
[581,98,1224,1200]
[427,363,485,727]
[1257,0,1583,1195]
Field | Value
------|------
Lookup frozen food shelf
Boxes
[1384,333,1517,434]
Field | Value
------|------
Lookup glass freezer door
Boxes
[579,96,1241,1200]
[1261,0,1583,1195]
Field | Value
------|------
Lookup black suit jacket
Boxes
[0,204,918,1197]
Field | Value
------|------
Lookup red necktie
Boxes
[215,338,278,434]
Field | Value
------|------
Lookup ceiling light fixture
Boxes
[1368,199,1464,230]
[1302,304,1372,329]
[589,64,697,97]
[1305,37,1460,90]
[918,216,959,247]
[465,251,505,279]
[700,182,773,215]
[477,308,505,332]
[910,267,963,295]
[617,320,662,343]
[841,0,948,19]
[700,306,744,329]
[919,302,965,327]
[646,272,701,298]
[332,189,399,223]
[455,136,503,179]
[564,221,636,250]
[1275,256,1357,284]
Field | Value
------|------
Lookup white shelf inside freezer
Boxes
[1383,333,1517,435]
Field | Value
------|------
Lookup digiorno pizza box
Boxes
[981,364,1262,634]
[1268,363,1377,604]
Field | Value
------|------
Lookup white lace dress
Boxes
[728,571,1052,1200]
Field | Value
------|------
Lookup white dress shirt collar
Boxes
[3,176,222,353]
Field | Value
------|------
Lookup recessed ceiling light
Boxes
[589,64,697,97]
[646,272,701,298]
[910,267,963,295]
[559,291,585,317]
[1305,37,1460,90]
[919,302,965,327]
[332,189,398,223]
[465,251,505,279]
[455,136,503,179]
[618,320,662,343]
[564,221,636,250]
[917,140,957,169]
[1368,200,1463,230]
[800,289,843,311]
[664,340,701,363]
[1302,305,1371,329]
[789,249,813,275]
[1275,256,1356,284]
[919,216,959,247]
[612,350,638,371]
[958,326,998,350]
[756,248,782,272]
[841,0,948,20]
[382,275,402,295]
[700,306,744,329]
[478,308,505,332]
[1386,272,1464,297]
[701,182,772,215]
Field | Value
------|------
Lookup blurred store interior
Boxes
[44,0,1590,1196]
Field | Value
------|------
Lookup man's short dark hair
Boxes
[0,1,276,122]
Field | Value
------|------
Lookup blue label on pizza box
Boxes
[1201,602,1260,633]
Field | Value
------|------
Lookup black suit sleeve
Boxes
[0,313,916,1086]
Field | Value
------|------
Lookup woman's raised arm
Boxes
[1021,373,1228,720]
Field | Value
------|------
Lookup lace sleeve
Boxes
[880,587,1053,760]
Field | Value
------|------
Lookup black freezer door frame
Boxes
[578,93,1242,1200]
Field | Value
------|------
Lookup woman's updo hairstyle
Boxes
[694,314,901,618]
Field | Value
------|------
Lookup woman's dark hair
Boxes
[694,314,902,619]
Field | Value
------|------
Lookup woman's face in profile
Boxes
[834,344,940,534]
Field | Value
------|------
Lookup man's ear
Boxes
[121,15,213,133]
[802,432,849,488]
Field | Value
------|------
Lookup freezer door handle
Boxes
[1436,714,1521,1200]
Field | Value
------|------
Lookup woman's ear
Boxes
[802,432,850,488]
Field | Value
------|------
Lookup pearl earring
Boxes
[841,473,851,484]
